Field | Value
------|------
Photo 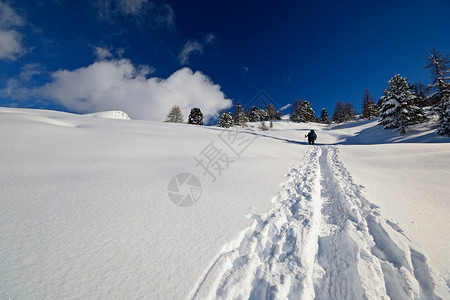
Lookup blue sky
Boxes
[1,0,449,121]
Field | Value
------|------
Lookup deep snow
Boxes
[0,107,449,299]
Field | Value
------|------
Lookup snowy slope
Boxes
[0,107,449,299]
[190,146,441,299]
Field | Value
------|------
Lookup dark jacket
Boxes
[306,130,317,140]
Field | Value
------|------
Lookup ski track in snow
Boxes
[189,146,441,300]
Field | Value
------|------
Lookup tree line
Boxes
[165,48,449,136]
[164,101,282,129]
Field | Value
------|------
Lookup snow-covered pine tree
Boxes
[188,108,203,125]
[426,48,450,107]
[218,112,234,128]
[319,108,331,124]
[437,100,450,136]
[379,74,418,133]
[425,48,450,136]
[233,101,247,126]
[165,105,184,123]
[361,89,379,119]
[290,99,315,122]
[298,100,307,122]
[248,106,260,122]
[408,93,426,125]
[259,109,270,121]
[300,101,315,122]
[275,109,283,120]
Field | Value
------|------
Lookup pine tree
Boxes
[259,109,270,121]
[275,109,283,120]
[218,112,234,128]
[300,101,315,122]
[290,99,300,122]
[247,106,270,122]
[290,99,315,122]
[408,92,427,125]
[267,104,276,120]
[361,89,379,119]
[319,108,331,124]
[379,74,423,133]
[412,82,429,107]
[248,106,261,122]
[343,102,356,121]
[377,97,384,109]
[297,100,307,122]
[333,101,356,123]
[188,108,203,125]
[436,100,450,136]
[425,48,450,136]
[332,101,345,123]
[233,101,247,126]
[165,105,184,123]
[425,48,450,107]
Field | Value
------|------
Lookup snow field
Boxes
[317,146,439,299]
[0,108,302,299]
[0,107,448,299]
[190,146,323,299]
[190,145,441,299]
[339,144,450,298]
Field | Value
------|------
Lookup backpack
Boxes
[311,131,317,139]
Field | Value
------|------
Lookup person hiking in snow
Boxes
[305,130,317,145]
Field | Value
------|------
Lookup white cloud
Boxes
[116,0,147,15]
[178,33,215,65]
[5,59,232,122]
[93,46,113,60]
[0,29,24,60]
[95,0,175,30]
[20,63,43,81]
[92,45,128,61]
[204,33,215,44]
[0,1,25,27]
[148,2,175,30]
[0,1,25,60]
[178,41,204,65]
[280,103,292,111]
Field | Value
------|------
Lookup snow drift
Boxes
[84,110,131,120]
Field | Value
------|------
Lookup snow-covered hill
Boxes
[0,107,448,299]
